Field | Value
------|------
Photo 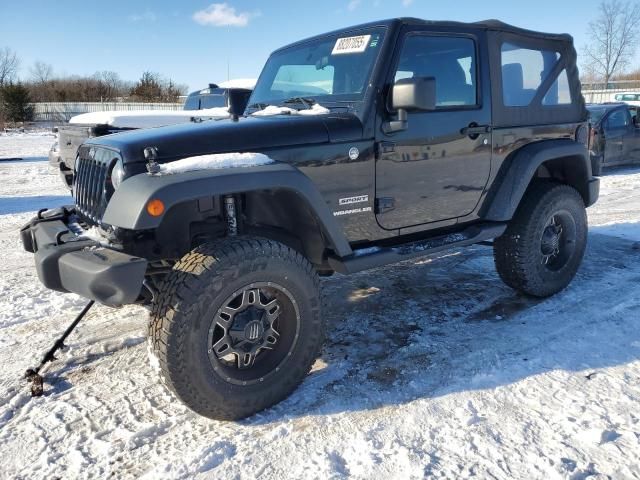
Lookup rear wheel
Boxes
[148,237,323,420]
[493,182,588,298]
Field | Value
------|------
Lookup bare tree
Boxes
[584,0,640,86]
[100,71,124,100]
[0,47,20,85]
[30,61,53,84]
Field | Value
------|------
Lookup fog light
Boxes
[146,199,165,217]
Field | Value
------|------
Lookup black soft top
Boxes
[275,17,585,127]
[276,18,574,53]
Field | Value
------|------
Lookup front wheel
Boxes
[148,237,323,420]
[493,182,588,298]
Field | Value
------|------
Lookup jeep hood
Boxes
[87,112,364,164]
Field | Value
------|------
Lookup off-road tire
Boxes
[148,237,323,420]
[493,182,588,298]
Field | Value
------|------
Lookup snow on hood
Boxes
[69,107,230,129]
[252,104,331,117]
[157,152,274,175]
[217,78,257,90]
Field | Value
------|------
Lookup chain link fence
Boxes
[32,102,184,122]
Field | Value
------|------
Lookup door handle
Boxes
[461,124,492,138]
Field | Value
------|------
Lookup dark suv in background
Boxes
[587,102,640,175]
[184,83,253,111]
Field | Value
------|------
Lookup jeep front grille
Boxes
[73,146,118,224]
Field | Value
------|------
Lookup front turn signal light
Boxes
[146,199,165,217]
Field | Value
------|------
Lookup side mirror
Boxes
[227,88,253,120]
[392,77,437,111]
[384,77,436,134]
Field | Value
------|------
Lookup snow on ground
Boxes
[0,132,639,479]
[0,129,55,161]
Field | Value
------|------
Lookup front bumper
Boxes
[48,148,61,169]
[21,207,147,307]
[48,149,73,189]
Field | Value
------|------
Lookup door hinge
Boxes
[375,197,395,214]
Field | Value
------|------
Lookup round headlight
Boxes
[111,159,125,190]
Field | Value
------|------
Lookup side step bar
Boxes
[328,223,507,275]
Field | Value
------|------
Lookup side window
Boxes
[543,69,572,105]
[184,95,201,111]
[393,35,477,108]
[200,94,227,109]
[606,109,631,129]
[501,43,558,106]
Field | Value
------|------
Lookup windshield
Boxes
[248,29,386,110]
[587,107,607,124]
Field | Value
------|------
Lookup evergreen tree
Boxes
[130,71,163,102]
[0,82,34,124]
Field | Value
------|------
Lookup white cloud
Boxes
[192,3,258,27]
[402,0,414,6]
[128,10,157,23]
[348,0,361,11]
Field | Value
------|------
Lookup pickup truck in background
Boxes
[49,79,255,188]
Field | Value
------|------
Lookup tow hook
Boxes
[25,300,95,397]
[144,146,160,174]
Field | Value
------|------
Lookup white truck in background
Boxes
[49,79,256,188]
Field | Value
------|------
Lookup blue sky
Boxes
[0,0,609,91]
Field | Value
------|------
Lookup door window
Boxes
[606,109,631,129]
[393,35,477,108]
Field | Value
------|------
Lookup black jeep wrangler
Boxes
[22,18,599,420]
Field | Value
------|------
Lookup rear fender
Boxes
[483,139,597,221]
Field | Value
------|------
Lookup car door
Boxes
[603,109,629,166]
[624,107,640,163]
[375,29,491,230]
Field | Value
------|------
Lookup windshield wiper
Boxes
[281,97,317,109]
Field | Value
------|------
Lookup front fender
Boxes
[102,163,353,257]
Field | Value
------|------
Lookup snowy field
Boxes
[0,131,639,480]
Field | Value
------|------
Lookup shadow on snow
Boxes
[0,195,71,215]
[244,223,640,424]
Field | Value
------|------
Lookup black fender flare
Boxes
[483,139,598,221]
[102,163,353,257]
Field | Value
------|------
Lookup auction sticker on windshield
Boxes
[332,35,371,55]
